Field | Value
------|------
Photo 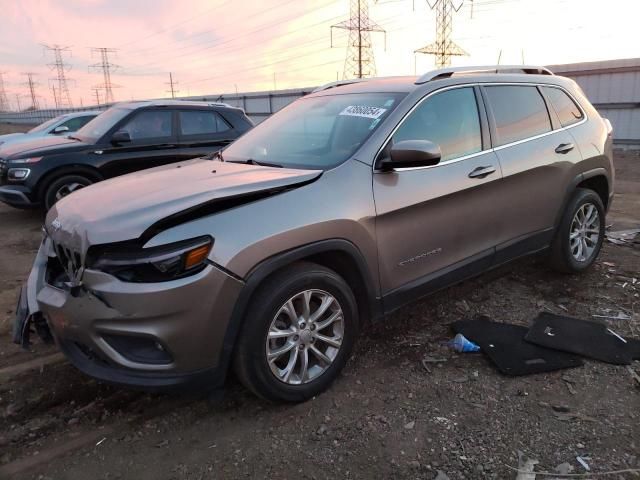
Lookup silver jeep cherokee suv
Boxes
[15,66,614,402]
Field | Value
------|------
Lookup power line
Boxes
[89,47,120,104]
[415,0,467,67]
[43,44,74,108]
[92,88,101,106]
[165,72,179,98]
[22,72,40,110]
[331,0,386,79]
[0,72,10,111]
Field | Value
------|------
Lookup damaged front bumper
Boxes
[14,235,245,391]
[13,236,53,347]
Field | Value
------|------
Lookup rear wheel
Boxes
[233,262,358,402]
[549,188,605,273]
[43,174,93,210]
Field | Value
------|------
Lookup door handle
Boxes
[468,165,496,179]
[555,143,574,154]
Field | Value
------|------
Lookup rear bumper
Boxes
[0,185,37,208]
[16,238,245,391]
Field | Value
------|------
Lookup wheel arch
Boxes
[554,168,609,229]
[35,164,104,202]
[217,239,382,378]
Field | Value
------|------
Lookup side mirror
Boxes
[52,125,69,134]
[111,130,131,145]
[379,140,442,171]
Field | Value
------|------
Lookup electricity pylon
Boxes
[331,0,386,79]
[415,0,467,68]
[43,44,74,108]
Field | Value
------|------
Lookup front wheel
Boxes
[549,188,605,273]
[43,174,93,211]
[233,262,359,402]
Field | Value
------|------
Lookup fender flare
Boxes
[554,167,609,229]
[215,238,381,377]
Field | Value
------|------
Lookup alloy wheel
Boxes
[569,202,600,262]
[265,289,344,385]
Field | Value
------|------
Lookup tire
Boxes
[43,174,93,211]
[549,188,605,273]
[233,262,359,402]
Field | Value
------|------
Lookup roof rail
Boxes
[207,101,235,109]
[415,65,554,84]
[312,78,369,93]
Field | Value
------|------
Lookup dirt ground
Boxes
[0,146,638,480]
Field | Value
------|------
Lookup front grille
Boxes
[51,240,83,283]
[0,158,7,185]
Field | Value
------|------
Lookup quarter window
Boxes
[485,85,552,146]
[392,87,482,162]
[179,111,230,136]
[542,86,584,127]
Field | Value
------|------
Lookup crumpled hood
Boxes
[45,158,321,250]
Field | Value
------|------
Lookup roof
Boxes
[310,65,571,97]
[113,99,243,110]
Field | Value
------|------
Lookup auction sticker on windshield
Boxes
[339,105,387,119]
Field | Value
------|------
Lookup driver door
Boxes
[100,109,179,178]
[373,86,502,309]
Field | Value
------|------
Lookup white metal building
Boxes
[2,57,639,147]
[548,58,640,147]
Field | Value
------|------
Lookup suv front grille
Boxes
[0,158,7,185]
[51,240,84,284]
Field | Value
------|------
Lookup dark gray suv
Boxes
[15,65,613,402]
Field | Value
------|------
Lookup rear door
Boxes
[481,84,583,258]
[373,86,503,308]
[99,108,179,178]
[176,109,237,160]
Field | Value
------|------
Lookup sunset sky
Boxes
[1,0,639,110]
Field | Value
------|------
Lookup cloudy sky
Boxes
[0,0,638,110]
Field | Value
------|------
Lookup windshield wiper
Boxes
[229,158,283,168]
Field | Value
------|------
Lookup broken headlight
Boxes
[89,236,213,283]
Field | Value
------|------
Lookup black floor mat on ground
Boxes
[452,318,583,376]
[525,312,639,365]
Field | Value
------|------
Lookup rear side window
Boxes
[485,86,551,146]
[179,111,230,136]
[392,87,482,161]
[542,86,584,127]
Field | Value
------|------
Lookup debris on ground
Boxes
[576,455,591,471]
[606,228,640,246]
[447,333,480,352]
[514,451,539,480]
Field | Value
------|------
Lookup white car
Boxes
[0,111,101,149]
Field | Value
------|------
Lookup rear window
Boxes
[485,85,552,146]
[179,111,230,136]
[542,86,584,127]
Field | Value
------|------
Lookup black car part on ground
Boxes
[452,316,584,376]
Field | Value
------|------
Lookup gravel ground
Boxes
[0,147,638,480]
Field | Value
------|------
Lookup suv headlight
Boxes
[89,236,213,282]
[10,156,42,164]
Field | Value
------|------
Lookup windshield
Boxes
[28,116,64,134]
[223,92,405,169]
[74,107,131,142]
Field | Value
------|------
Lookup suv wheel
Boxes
[44,174,93,210]
[549,188,605,273]
[233,262,358,402]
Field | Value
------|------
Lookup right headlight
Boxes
[88,236,213,283]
